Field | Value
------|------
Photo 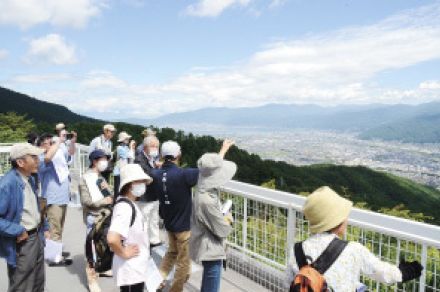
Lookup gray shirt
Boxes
[19,172,41,230]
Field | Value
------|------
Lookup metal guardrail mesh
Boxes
[220,190,440,292]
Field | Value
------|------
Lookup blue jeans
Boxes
[201,260,222,292]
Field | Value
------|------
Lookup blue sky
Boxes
[1,0,440,119]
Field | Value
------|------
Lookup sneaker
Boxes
[48,257,73,267]
[62,251,71,258]
[98,270,113,277]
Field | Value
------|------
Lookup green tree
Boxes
[0,112,35,143]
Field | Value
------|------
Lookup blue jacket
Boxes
[0,169,49,267]
[150,162,199,232]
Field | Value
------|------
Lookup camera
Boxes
[66,133,74,140]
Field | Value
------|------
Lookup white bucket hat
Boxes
[303,186,353,234]
[197,153,237,190]
[119,164,153,192]
[117,131,132,142]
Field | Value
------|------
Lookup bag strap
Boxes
[312,237,348,274]
[115,198,136,227]
[294,242,309,269]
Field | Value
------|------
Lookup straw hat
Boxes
[119,164,153,192]
[197,153,237,190]
[55,123,65,131]
[117,131,132,142]
[303,186,353,234]
[103,124,116,132]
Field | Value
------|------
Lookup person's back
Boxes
[150,161,198,232]
[286,186,423,292]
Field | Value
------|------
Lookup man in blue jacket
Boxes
[0,143,50,292]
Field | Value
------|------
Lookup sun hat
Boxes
[55,123,65,131]
[117,131,132,142]
[119,164,153,192]
[161,141,181,158]
[88,149,110,163]
[303,186,353,234]
[10,143,44,160]
[103,124,116,132]
[197,153,237,190]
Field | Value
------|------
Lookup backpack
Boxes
[289,237,348,292]
[85,198,136,272]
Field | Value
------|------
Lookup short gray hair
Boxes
[143,136,159,147]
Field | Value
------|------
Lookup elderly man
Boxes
[134,135,162,247]
[0,143,50,292]
[89,124,116,181]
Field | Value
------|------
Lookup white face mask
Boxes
[148,149,159,158]
[97,160,108,172]
[131,183,146,197]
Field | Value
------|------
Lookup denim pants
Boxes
[201,260,222,292]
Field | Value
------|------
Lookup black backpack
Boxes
[85,198,136,272]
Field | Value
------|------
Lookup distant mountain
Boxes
[0,86,99,124]
[143,102,440,142]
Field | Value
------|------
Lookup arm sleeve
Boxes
[0,187,26,238]
[109,203,131,239]
[198,196,232,239]
[184,168,199,187]
[356,243,403,284]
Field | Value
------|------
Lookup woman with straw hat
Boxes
[190,139,236,292]
[286,186,423,292]
[107,164,153,292]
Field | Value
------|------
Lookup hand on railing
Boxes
[399,260,424,282]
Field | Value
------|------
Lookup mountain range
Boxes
[121,102,440,143]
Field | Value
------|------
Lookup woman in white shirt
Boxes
[286,186,423,292]
[107,164,152,292]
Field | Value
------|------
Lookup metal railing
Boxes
[1,144,439,291]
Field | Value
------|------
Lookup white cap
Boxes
[161,141,181,158]
[103,124,116,132]
[10,143,44,160]
[118,131,132,142]
[55,123,65,131]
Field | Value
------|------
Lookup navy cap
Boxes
[89,149,110,163]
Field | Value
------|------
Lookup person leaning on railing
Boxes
[190,139,236,292]
[285,186,424,292]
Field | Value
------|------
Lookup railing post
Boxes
[286,207,296,263]
[419,244,428,292]
[242,197,248,249]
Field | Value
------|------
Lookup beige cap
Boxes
[119,164,153,192]
[10,143,44,160]
[117,131,132,142]
[303,186,353,234]
[55,123,65,131]
[142,128,156,137]
[103,124,116,132]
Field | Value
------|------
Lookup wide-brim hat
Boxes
[197,153,237,190]
[303,186,353,234]
[103,124,116,132]
[117,131,132,142]
[119,163,153,192]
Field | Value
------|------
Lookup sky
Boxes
[1,0,440,120]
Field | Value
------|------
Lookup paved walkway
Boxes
[0,207,269,292]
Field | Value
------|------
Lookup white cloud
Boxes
[21,3,440,118]
[184,0,252,17]
[0,49,8,60]
[0,0,105,29]
[420,80,440,90]
[11,73,72,83]
[24,34,78,65]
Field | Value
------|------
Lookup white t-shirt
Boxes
[109,198,150,287]
[286,233,402,292]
